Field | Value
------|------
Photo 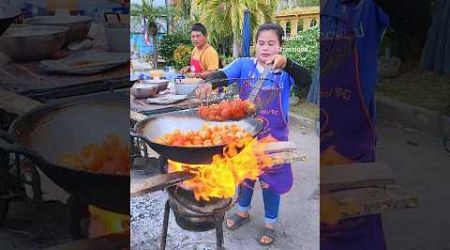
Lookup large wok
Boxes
[132,110,264,164]
[0,92,129,214]
[0,3,20,36]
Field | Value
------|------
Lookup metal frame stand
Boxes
[159,200,225,250]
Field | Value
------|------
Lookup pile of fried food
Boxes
[59,134,129,175]
[198,98,256,121]
[156,123,253,147]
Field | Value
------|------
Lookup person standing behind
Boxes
[180,23,219,79]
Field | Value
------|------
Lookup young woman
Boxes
[197,22,311,245]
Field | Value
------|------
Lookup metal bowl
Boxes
[0,3,20,36]
[131,82,168,99]
[0,25,68,62]
[27,15,93,45]
[174,83,200,95]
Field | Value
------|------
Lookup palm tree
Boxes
[171,0,199,32]
[194,0,278,58]
[131,0,171,68]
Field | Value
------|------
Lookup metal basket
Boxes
[200,76,282,115]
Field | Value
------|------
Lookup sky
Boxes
[131,0,167,7]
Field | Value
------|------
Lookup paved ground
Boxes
[130,116,320,250]
[376,118,450,249]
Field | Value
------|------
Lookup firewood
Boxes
[130,171,194,197]
[322,185,419,222]
[321,162,395,191]
[257,141,298,154]
[261,150,307,165]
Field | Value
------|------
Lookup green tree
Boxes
[282,26,319,71]
[159,32,191,66]
[169,0,199,32]
[194,0,279,58]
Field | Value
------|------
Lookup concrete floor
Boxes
[130,117,320,250]
[376,118,450,249]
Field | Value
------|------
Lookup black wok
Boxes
[0,93,130,214]
[132,109,264,164]
[0,4,20,36]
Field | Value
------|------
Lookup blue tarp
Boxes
[241,9,251,57]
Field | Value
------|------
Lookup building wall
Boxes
[273,6,319,37]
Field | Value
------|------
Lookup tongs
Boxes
[248,63,273,103]
[184,63,273,109]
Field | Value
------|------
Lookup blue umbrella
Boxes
[241,9,251,57]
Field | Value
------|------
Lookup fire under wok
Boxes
[132,109,264,164]
[0,93,130,214]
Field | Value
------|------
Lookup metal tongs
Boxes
[185,63,273,108]
[248,63,273,103]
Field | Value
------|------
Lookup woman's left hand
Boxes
[270,55,287,71]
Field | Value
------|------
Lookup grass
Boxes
[377,61,450,114]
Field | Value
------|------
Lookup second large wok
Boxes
[0,93,129,214]
[133,109,264,164]
[0,3,20,36]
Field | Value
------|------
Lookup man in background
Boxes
[180,23,219,79]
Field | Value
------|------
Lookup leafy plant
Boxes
[282,25,319,72]
[173,44,193,68]
[220,54,235,67]
[281,26,319,100]
[159,32,191,66]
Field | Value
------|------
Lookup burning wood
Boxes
[88,205,129,239]
[130,140,305,199]
[320,162,419,225]
[130,171,194,197]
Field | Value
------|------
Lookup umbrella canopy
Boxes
[241,9,251,57]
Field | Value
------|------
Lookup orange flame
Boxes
[168,138,275,201]
[88,205,130,238]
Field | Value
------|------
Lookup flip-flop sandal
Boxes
[258,227,276,246]
[225,213,250,230]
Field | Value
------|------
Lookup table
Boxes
[0,59,130,101]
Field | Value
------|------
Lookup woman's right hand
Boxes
[195,82,213,99]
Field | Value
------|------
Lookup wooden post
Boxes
[291,19,299,37]
[303,17,311,31]
[279,19,287,36]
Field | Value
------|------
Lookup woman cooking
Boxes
[196,22,311,245]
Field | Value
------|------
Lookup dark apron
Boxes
[320,13,385,250]
[239,63,293,194]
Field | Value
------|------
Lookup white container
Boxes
[105,22,128,52]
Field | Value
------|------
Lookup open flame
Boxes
[168,138,276,201]
[88,205,130,238]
